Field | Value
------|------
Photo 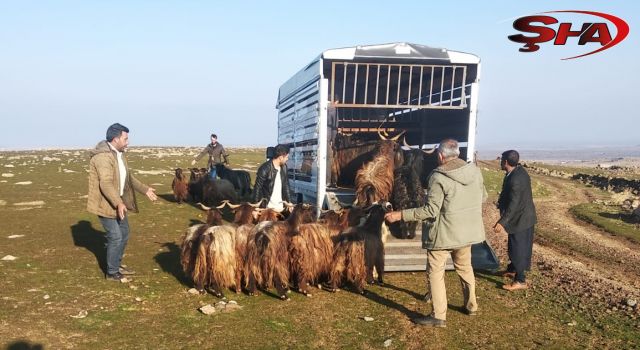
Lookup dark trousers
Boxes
[99,215,130,275]
[506,226,534,283]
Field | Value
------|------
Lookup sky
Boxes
[0,1,638,150]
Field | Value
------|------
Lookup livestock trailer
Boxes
[276,42,488,271]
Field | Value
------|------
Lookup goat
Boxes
[215,164,253,198]
[223,200,263,293]
[172,168,189,203]
[390,166,427,239]
[179,203,225,293]
[244,203,315,300]
[188,168,205,203]
[354,140,402,206]
[202,177,238,206]
[328,201,393,294]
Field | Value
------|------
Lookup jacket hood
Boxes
[90,140,113,158]
[434,158,477,185]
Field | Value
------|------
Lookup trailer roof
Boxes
[322,42,480,64]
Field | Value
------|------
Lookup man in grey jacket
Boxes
[87,123,157,282]
[385,139,486,327]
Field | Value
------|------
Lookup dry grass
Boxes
[0,149,638,349]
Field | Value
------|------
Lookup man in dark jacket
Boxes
[191,134,229,180]
[494,150,537,291]
[252,144,291,212]
[87,123,157,282]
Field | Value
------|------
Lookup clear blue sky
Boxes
[0,1,637,149]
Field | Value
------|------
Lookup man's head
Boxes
[106,123,130,152]
[436,138,460,165]
[210,134,218,145]
[272,144,290,166]
[500,150,519,171]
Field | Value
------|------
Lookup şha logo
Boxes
[508,10,629,60]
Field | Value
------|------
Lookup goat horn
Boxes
[282,201,295,208]
[226,202,242,209]
[422,145,438,155]
[377,128,388,141]
[390,130,406,141]
[216,202,230,209]
[402,136,412,149]
[249,198,265,208]
[197,203,212,211]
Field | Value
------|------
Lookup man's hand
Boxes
[117,203,127,220]
[385,211,402,223]
[493,222,506,234]
[190,160,196,166]
[146,187,158,201]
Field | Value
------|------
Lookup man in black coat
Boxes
[494,150,537,291]
[252,144,291,212]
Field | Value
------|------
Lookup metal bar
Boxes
[429,66,434,105]
[460,66,467,106]
[331,62,336,103]
[418,66,423,105]
[386,64,391,105]
[396,65,402,105]
[375,64,380,104]
[364,64,369,104]
[342,63,347,103]
[450,66,456,106]
[439,67,445,106]
[337,103,464,109]
[353,63,358,104]
[408,66,413,106]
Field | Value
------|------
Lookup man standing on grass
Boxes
[494,150,537,291]
[87,123,157,282]
[385,138,486,327]
[252,144,291,212]
[191,133,229,180]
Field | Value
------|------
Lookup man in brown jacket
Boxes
[87,123,157,281]
[191,133,229,180]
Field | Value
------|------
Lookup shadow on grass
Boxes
[475,270,505,289]
[599,212,639,225]
[381,281,427,300]
[70,220,106,274]
[360,286,423,319]
[153,242,192,287]
[5,340,44,350]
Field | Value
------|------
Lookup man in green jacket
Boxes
[385,138,486,327]
[87,123,157,281]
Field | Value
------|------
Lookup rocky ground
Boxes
[479,160,640,326]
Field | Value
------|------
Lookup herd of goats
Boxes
[169,132,440,300]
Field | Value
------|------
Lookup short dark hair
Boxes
[274,144,289,158]
[106,123,129,142]
[211,134,217,139]
[501,150,520,166]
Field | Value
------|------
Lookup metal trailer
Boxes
[276,42,490,271]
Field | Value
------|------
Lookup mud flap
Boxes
[471,241,500,272]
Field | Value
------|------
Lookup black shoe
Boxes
[412,316,446,327]
[119,266,136,275]
[106,272,127,282]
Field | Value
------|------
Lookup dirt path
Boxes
[480,161,640,315]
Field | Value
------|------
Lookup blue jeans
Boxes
[209,165,217,180]
[99,215,130,275]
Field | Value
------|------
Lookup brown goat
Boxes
[172,168,189,203]
[354,140,403,206]
[288,222,336,296]
[329,201,393,294]
[244,203,315,300]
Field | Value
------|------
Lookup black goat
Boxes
[215,164,252,198]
